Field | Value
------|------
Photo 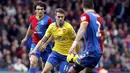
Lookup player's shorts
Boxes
[47,51,70,73]
[73,51,102,72]
[30,43,51,63]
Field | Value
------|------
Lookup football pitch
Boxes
[0,71,85,73]
[0,71,42,73]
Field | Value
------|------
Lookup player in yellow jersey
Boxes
[30,8,79,73]
[21,1,53,73]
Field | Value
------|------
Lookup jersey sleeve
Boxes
[29,15,35,29]
[48,18,53,25]
[97,16,104,30]
[44,23,53,38]
[68,24,76,39]
[80,13,90,24]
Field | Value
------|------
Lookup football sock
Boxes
[29,68,36,73]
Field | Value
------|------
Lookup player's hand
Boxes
[69,45,76,54]
[29,50,36,56]
[69,47,75,54]
[40,43,47,52]
[21,38,27,45]
[69,41,77,54]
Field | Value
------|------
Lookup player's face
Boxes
[35,6,45,17]
[55,12,65,24]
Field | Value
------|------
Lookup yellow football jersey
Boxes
[45,21,76,56]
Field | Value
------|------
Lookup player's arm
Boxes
[44,35,53,46]
[75,42,80,55]
[42,17,53,47]
[39,18,53,51]
[25,25,32,39]
[69,22,88,53]
[40,35,53,51]
[69,14,89,53]
[71,37,80,54]
[43,18,53,47]
[69,24,80,54]
[30,24,52,54]
[32,36,49,53]
[21,25,32,44]
[21,16,34,45]
[74,21,88,45]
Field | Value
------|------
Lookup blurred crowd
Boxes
[0,0,130,72]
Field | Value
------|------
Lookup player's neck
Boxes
[84,9,94,13]
[36,15,44,20]
[56,22,64,27]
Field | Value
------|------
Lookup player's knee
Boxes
[30,60,37,67]
[30,57,38,67]
[42,69,49,73]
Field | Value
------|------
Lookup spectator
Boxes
[0,0,130,72]
[13,58,28,72]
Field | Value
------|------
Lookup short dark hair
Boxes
[34,1,47,10]
[54,8,65,15]
[82,0,93,9]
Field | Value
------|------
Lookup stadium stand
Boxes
[0,0,130,73]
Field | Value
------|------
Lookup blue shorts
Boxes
[76,51,102,68]
[47,51,70,73]
[30,43,51,63]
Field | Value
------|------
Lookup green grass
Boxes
[0,71,42,73]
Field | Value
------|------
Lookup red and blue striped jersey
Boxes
[80,11,104,54]
[29,15,53,43]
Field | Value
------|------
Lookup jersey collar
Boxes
[85,9,95,13]
[55,22,64,28]
[36,15,44,20]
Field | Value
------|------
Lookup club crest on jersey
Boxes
[62,29,66,33]
[39,21,44,25]
[81,16,86,21]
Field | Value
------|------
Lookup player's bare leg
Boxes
[42,62,54,73]
[42,62,45,70]
[85,68,97,73]
[68,66,77,73]
[42,61,55,73]
[29,55,38,73]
